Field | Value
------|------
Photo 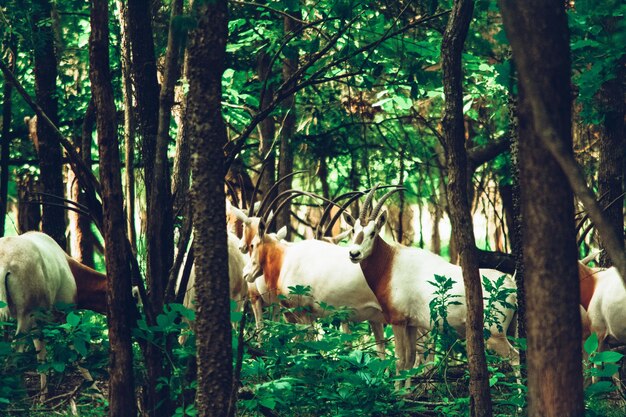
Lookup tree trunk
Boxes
[78,98,96,267]
[499,1,584,416]
[186,0,233,414]
[596,62,624,267]
[128,1,170,413]
[89,1,137,416]
[257,52,276,205]
[276,10,302,239]
[0,37,15,238]
[32,0,66,248]
[117,0,138,255]
[440,1,492,416]
[69,99,96,266]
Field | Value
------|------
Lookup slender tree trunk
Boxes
[32,0,66,248]
[257,52,276,204]
[499,1,583,416]
[89,1,137,416]
[597,62,624,267]
[0,37,15,238]
[128,1,170,414]
[508,95,527,373]
[276,10,302,239]
[78,98,96,267]
[172,54,191,219]
[440,1,491,416]
[187,0,232,414]
[117,0,137,255]
[69,98,96,266]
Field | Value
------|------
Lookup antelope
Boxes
[0,231,106,399]
[346,186,518,386]
[585,267,626,372]
[242,209,388,358]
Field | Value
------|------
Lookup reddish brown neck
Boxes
[360,236,402,323]
[259,240,285,292]
[66,255,108,314]
[578,263,597,311]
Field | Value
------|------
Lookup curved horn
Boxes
[265,190,335,232]
[370,187,406,221]
[359,184,380,225]
[224,180,239,208]
[317,192,364,239]
[248,161,269,216]
[255,170,307,220]
[314,190,363,239]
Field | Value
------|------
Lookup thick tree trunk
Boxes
[440,1,492,416]
[0,37,15,238]
[32,0,66,248]
[89,1,137,416]
[597,63,624,267]
[117,0,138,255]
[499,1,584,416]
[187,0,233,415]
[276,11,302,239]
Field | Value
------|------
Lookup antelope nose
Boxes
[349,250,361,259]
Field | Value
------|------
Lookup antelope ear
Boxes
[252,201,262,216]
[276,226,288,240]
[376,210,388,231]
[230,204,250,224]
[258,219,266,237]
[343,212,355,228]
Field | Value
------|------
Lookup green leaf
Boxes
[66,311,81,327]
[584,333,599,354]
[593,350,623,364]
[259,397,277,410]
[585,380,616,396]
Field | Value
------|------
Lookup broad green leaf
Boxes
[584,333,599,354]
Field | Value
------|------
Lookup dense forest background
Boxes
[0,0,624,416]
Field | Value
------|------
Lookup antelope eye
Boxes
[369,231,375,238]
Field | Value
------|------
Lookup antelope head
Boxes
[348,185,401,263]
[242,218,287,283]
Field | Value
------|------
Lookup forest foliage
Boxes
[0,0,625,416]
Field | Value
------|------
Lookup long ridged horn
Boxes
[360,184,380,225]
[247,161,269,216]
[370,187,406,221]
[317,192,364,239]
[265,190,334,232]
[314,190,363,239]
[255,170,307,219]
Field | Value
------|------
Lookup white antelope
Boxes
[346,186,518,386]
[0,231,106,398]
[586,267,626,357]
[242,213,388,358]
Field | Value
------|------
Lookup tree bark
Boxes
[0,37,15,238]
[276,10,302,240]
[117,0,138,255]
[32,0,66,248]
[187,0,233,415]
[499,1,584,416]
[68,98,96,266]
[257,52,277,206]
[440,1,492,416]
[89,0,137,416]
[596,62,624,267]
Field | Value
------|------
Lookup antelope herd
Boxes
[1,181,625,399]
